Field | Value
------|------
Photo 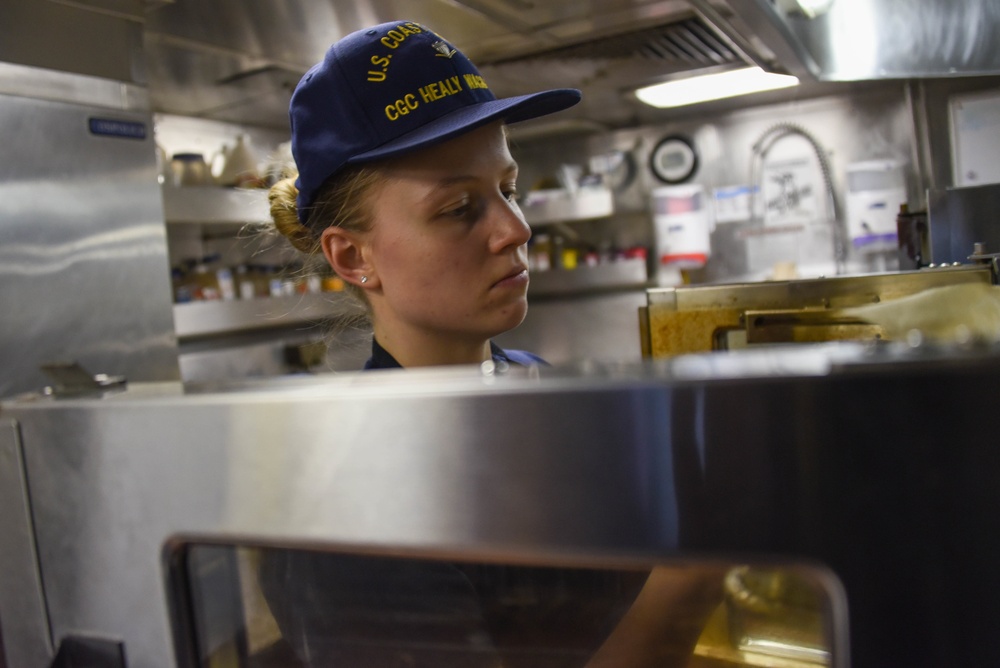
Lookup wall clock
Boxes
[650,135,698,184]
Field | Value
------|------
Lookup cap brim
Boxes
[347,88,581,165]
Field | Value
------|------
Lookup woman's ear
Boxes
[320,227,376,288]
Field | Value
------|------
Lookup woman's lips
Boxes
[492,268,529,289]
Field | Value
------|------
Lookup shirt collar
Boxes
[363,338,513,370]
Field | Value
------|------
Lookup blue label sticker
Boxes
[88,117,147,140]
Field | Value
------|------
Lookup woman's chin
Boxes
[496,300,529,333]
[473,301,527,340]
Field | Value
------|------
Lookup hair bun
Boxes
[269,177,317,253]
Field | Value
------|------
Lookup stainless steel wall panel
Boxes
[0,0,145,84]
[0,62,148,111]
[0,87,180,399]
[0,419,53,668]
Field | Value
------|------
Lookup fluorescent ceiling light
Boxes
[635,67,799,109]
[776,0,836,18]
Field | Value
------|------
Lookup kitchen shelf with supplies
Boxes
[528,258,650,298]
[173,292,362,340]
[521,186,614,227]
[521,186,651,296]
[161,185,356,341]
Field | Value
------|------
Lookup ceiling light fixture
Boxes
[776,0,836,19]
[635,67,800,109]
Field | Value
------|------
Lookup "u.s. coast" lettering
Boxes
[367,54,392,82]
[367,23,423,81]
[380,22,422,49]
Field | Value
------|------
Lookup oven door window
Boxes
[167,543,842,668]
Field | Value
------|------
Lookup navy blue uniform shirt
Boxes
[363,338,547,370]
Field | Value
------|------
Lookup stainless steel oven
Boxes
[3,343,999,667]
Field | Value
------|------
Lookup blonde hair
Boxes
[268,165,385,306]
[268,178,318,253]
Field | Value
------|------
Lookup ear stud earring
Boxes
[360,276,369,284]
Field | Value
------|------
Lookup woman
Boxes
[268,19,580,369]
[259,20,724,667]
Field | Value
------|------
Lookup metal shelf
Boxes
[173,293,360,340]
[528,258,649,298]
[162,185,270,225]
[521,187,614,226]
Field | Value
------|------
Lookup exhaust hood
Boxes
[139,0,1000,133]
[723,0,1000,81]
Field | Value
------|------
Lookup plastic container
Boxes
[845,160,906,253]
[217,134,260,187]
[652,185,712,269]
[531,234,552,271]
[170,153,212,187]
[192,262,219,300]
[561,245,578,270]
[216,267,236,301]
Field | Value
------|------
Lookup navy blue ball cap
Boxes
[290,20,582,215]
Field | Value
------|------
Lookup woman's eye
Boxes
[442,197,472,218]
[503,188,520,203]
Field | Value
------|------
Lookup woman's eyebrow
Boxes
[430,162,519,189]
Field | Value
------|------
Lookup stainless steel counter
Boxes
[2,342,1000,667]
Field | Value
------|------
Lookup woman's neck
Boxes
[372,325,492,368]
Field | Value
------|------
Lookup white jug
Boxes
[217,134,259,187]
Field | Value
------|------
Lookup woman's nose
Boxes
[489,198,531,253]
